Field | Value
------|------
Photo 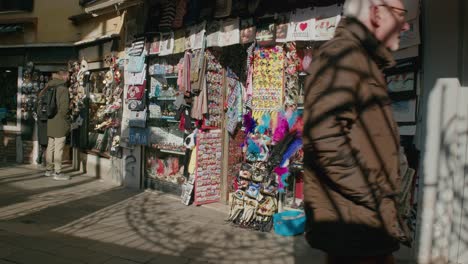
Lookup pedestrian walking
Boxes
[302,0,411,263]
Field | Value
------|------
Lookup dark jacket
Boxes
[47,79,70,138]
[302,17,410,256]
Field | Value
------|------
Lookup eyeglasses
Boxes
[378,4,408,19]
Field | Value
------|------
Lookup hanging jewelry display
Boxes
[283,42,301,106]
[203,50,224,129]
[68,59,88,127]
[20,62,46,120]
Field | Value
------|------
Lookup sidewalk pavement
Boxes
[0,164,413,264]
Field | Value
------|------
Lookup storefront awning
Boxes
[84,0,142,14]
[69,0,142,24]
[0,24,23,34]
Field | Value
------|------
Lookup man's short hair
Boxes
[343,0,384,20]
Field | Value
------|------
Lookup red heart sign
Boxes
[299,22,308,31]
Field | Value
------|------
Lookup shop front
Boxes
[119,1,423,253]
[0,46,76,165]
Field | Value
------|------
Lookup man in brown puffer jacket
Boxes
[303,0,411,263]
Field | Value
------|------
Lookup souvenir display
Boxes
[219,18,240,47]
[225,68,243,134]
[83,55,124,156]
[129,127,150,145]
[252,46,284,115]
[185,21,206,50]
[203,50,224,129]
[19,63,47,120]
[240,18,256,44]
[227,109,304,232]
[134,2,419,239]
[68,60,86,120]
[255,21,276,46]
[194,130,223,205]
[160,32,175,56]
[275,13,291,43]
[288,8,316,41]
[314,5,342,41]
[206,20,222,47]
[147,154,184,183]
[149,125,185,153]
[172,30,185,54]
[283,43,302,106]
[227,128,246,193]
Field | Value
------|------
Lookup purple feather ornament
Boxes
[273,113,289,143]
[243,112,257,134]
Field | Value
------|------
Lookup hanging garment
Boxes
[159,0,177,31]
[172,0,188,29]
[182,51,191,94]
[214,0,232,18]
[191,56,208,120]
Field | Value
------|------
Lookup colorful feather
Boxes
[256,113,271,134]
[287,111,300,129]
[290,116,304,136]
[243,112,257,134]
[274,167,289,192]
[247,138,261,154]
[280,138,303,167]
[273,113,289,143]
[280,172,290,192]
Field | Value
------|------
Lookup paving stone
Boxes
[0,242,21,258]
[53,245,113,264]
[147,255,190,264]
[101,257,141,264]
[0,259,16,264]
[4,248,83,264]
[0,165,414,264]
[90,243,154,263]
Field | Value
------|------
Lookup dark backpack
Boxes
[38,86,57,121]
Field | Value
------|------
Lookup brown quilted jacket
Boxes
[302,17,410,256]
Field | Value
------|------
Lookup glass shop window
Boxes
[0,68,18,128]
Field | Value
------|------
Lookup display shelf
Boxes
[150,74,178,79]
[157,96,176,100]
[145,177,183,196]
[159,116,176,120]
[159,149,185,155]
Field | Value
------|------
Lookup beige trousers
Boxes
[46,136,66,174]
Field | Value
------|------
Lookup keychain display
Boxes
[203,50,224,129]
[194,130,223,205]
[283,42,302,106]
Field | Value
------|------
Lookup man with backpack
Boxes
[44,69,71,180]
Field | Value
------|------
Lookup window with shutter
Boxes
[0,0,33,12]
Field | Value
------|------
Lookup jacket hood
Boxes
[335,17,396,69]
[48,78,67,87]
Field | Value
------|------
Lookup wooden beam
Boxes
[0,17,37,25]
